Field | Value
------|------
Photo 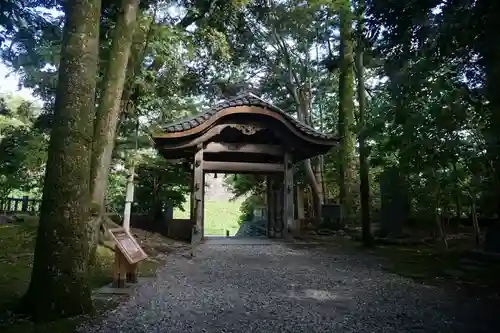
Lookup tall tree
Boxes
[20,0,101,321]
[338,0,356,225]
[88,0,140,261]
[474,0,500,218]
[91,0,139,207]
[355,0,373,246]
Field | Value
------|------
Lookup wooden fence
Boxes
[0,196,41,214]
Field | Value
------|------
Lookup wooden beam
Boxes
[204,142,284,156]
[203,161,284,173]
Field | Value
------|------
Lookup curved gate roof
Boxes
[152,93,338,161]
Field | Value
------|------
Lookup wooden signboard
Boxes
[108,228,148,264]
[107,227,148,287]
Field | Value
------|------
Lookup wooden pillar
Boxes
[191,145,204,255]
[21,196,29,212]
[296,187,305,220]
[273,175,284,237]
[201,171,205,239]
[112,246,138,287]
[189,160,195,221]
[283,153,294,238]
[126,263,138,284]
[266,176,276,238]
[112,247,127,288]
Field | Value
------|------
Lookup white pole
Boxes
[123,118,139,232]
[122,165,135,232]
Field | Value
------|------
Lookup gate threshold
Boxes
[203,236,282,246]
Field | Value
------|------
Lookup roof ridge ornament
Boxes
[228,123,265,135]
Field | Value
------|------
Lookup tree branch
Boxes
[177,0,219,29]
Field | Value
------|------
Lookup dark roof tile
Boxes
[160,93,336,140]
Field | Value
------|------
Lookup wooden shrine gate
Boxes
[151,93,338,249]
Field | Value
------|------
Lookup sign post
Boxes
[108,228,148,288]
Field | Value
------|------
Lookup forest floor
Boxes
[3,214,499,332]
[78,237,499,333]
[302,229,500,298]
[0,216,190,333]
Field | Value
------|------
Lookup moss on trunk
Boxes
[20,0,101,322]
[88,0,140,259]
[338,0,357,225]
[90,0,140,206]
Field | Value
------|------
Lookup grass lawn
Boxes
[0,216,162,333]
[174,198,244,236]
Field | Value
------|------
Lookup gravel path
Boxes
[79,238,496,333]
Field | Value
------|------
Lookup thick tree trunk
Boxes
[20,0,101,322]
[355,0,373,247]
[314,156,325,203]
[304,158,323,223]
[88,0,139,260]
[297,92,324,224]
[90,0,139,206]
[338,1,357,226]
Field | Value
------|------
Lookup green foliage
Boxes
[0,126,47,196]
[3,0,500,230]
[223,174,265,199]
[237,194,265,224]
[104,169,127,214]
[133,155,191,213]
[0,94,46,196]
[359,0,500,218]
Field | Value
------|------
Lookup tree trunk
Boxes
[435,204,448,250]
[304,158,323,224]
[90,0,139,206]
[476,0,500,220]
[314,156,324,206]
[355,0,373,247]
[432,171,448,250]
[121,13,154,111]
[20,0,101,321]
[296,186,305,220]
[298,91,324,224]
[470,193,481,247]
[88,0,139,260]
[452,162,462,218]
[338,0,357,226]
[455,194,462,218]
